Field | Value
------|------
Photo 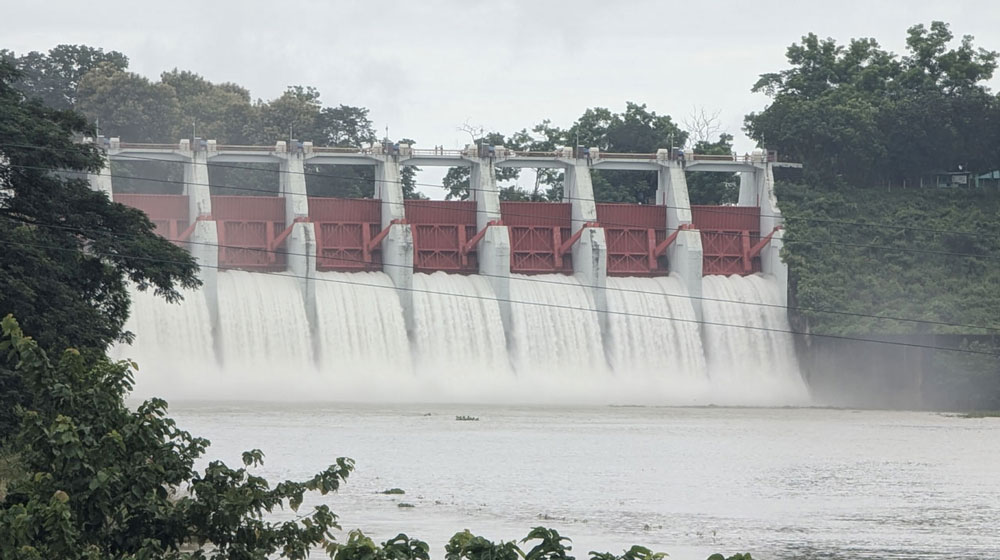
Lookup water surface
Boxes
[167,404,1000,559]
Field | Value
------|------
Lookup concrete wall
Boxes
[657,161,703,321]
[564,162,609,334]
[468,158,512,333]
[740,163,788,306]
[374,156,415,334]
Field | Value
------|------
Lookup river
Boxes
[165,403,1000,559]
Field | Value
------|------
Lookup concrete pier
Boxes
[181,143,219,331]
[468,156,512,333]
[373,153,416,334]
[740,154,787,306]
[656,154,704,321]
[278,143,318,328]
[564,159,609,334]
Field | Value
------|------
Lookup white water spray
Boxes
[215,271,314,387]
[313,271,411,378]
[604,275,711,403]
[411,272,511,397]
[701,274,809,405]
[508,274,607,393]
[111,286,215,400]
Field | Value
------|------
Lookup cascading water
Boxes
[411,272,511,398]
[312,271,412,399]
[604,275,710,402]
[111,286,215,400]
[508,274,607,399]
[117,268,808,405]
[700,274,810,405]
[215,271,315,396]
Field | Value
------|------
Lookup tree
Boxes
[550,103,686,203]
[1,45,129,110]
[161,69,256,144]
[75,63,181,142]
[687,133,740,204]
[0,315,352,560]
[745,22,1000,186]
[0,60,199,433]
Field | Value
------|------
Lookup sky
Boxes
[6,0,1000,197]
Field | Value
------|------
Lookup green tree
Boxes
[1,45,129,110]
[541,103,686,203]
[0,315,352,560]
[0,60,199,433]
[161,69,257,144]
[687,133,740,204]
[75,63,181,142]
[746,22,1000,186]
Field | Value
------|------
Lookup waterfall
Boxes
[411,272,511,398]
[111,286,215,400]
[215,271,315,395]
[604,275,711,403]
[508,274,607,396]
[700,274,810,405]
[116,268,809,406]
[313,271,412,399]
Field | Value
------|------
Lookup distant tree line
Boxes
[2,46,741,204]
[746,21,1000,187]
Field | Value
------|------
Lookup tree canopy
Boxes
[746,21,1000,185]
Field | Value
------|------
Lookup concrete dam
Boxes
[97,138,808,405]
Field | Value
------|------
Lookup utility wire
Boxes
[4,212,999,334]
[2,142,995,240]
[5,160,999,262]
[1,236,998,358]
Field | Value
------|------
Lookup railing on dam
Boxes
[113,193,190,243]
[310,198,383,272]
[212,196,287,271]
[596,203,669,276]
[691,205,762,276]
[500,202,574,275]
[405,200,479,274]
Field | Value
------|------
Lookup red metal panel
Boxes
[595,203,665,230]
[309,198,383,271]
[113,193,189,241]
[405,200,478,273]
[500,201,571,226]
[211,196,286,271]
[691,206,762,276]
[596,203,668,276]
[690,205,760,232]
[500,202,573,274]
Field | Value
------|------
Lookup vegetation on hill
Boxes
[777,181,1000,336]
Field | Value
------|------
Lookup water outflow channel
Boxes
[115,271,809,404]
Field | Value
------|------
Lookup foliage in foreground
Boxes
[0,315,352,560]
[0,314,752,560]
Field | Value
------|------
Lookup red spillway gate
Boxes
[405,200,479,274]
[691,205,762,276]
[310,198,383,272]
[212,196,287,271]
[596,203,669,276]
[113,194,190,242]
[500,202,573,274]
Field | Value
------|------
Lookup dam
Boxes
[96,138,807,404]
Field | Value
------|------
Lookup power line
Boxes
[4,212,998,334]
[1,235,997,358]
[2,142,995,240]
[5,160,999,262]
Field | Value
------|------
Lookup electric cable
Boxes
[2,141,995,240]
[4,212,999,334]
[1,235,997,358]
[4,160,999,262]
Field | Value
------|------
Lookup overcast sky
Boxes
[7,0,1000,197]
